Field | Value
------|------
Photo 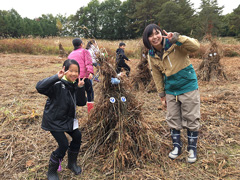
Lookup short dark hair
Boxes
[119,42,126,47]
[63,59,80,74]
[72,38,82,50]
[142,24,164,49]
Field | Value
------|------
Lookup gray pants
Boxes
[166,89,200,131]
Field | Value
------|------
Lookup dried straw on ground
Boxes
[1,51,240,179]
[197,36,228,81]
[82,52,161,171]
[131,46,157,93]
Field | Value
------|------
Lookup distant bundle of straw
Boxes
[82,52,159,171]
[197,36,227,81]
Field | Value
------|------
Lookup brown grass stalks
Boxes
[82,53,163,172]
[197,36,228,81]
[131,45,157,93]
[0,37,239,59]
[0,39,239,179]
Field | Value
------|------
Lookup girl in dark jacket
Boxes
[36,59,86,180]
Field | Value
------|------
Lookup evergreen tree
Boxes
[84,0,101,38]
[39,14,58,37]
[4,9,24,37]
[31,19,43,37]
[97,0,122,39]
[22,18,33,37]
[219,14,232,37]
[196,0,223,38]
[121,0,139,39]
[69,7,88,37]
[1,1,239,39]
[129,0,166,35]
[0,10,8,37]
[228,5,240,37]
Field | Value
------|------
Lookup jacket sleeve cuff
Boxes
[170,32,180,44]
[159,92,166,98]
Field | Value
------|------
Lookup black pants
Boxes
[82,78,94,102]
[50,129,82,159]
[116,62,130,76]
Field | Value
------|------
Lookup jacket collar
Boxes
[149,39,176,59]
[61,78,78,91]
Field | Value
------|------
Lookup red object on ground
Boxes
[87,102,94,113]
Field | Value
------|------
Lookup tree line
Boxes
[0,0,240,40]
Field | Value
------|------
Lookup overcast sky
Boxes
[0,0,239,19]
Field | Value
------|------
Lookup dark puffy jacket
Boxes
[116,48,129,65]
[36,74,86,132]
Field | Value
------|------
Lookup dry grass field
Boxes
[0,49,239,179]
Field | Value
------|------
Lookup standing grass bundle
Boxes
[58,42,69,58]
[131,46,157,93]
[82,51,160,171]
[197,36,228,81]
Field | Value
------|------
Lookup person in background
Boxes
[68,38,94,112]
[143,23,201,163]
[86,39,100,82]
[36,59,86,179]
[115,42,131,77]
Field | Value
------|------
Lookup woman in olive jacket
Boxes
[36,59,86,179]
[143,24,200,163]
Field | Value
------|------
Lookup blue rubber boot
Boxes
[187,130,198,163]
[169,129,182,159]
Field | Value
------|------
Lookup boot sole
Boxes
[187,157,197,163]
[169,152,180,159]
[67,166,82,175]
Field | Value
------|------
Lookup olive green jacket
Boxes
[148,34,200,97]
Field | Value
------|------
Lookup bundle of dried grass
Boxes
[82,52,159,171]
[131,46,157,93]
[197,36,228,81]
[58,42,68,58]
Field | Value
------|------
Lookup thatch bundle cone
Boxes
[197,37,228,81]
[131,46,157,92]
[82,52,159,171]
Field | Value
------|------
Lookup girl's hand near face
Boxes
[58,66,69,79]
[78,77,85,87]
[162,30,174,41]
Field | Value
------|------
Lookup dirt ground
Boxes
[0,53,239,179]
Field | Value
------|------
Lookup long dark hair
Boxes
[142,24,164,49]
[63,59,80,74]
[86,39,96,50]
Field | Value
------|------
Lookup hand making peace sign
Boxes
[58,66,69,79]
[162,30,174,41]
[78,77,85,87]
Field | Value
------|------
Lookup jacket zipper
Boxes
[167,56,172,68]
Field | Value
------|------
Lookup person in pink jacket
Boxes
[68,38,94,105]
